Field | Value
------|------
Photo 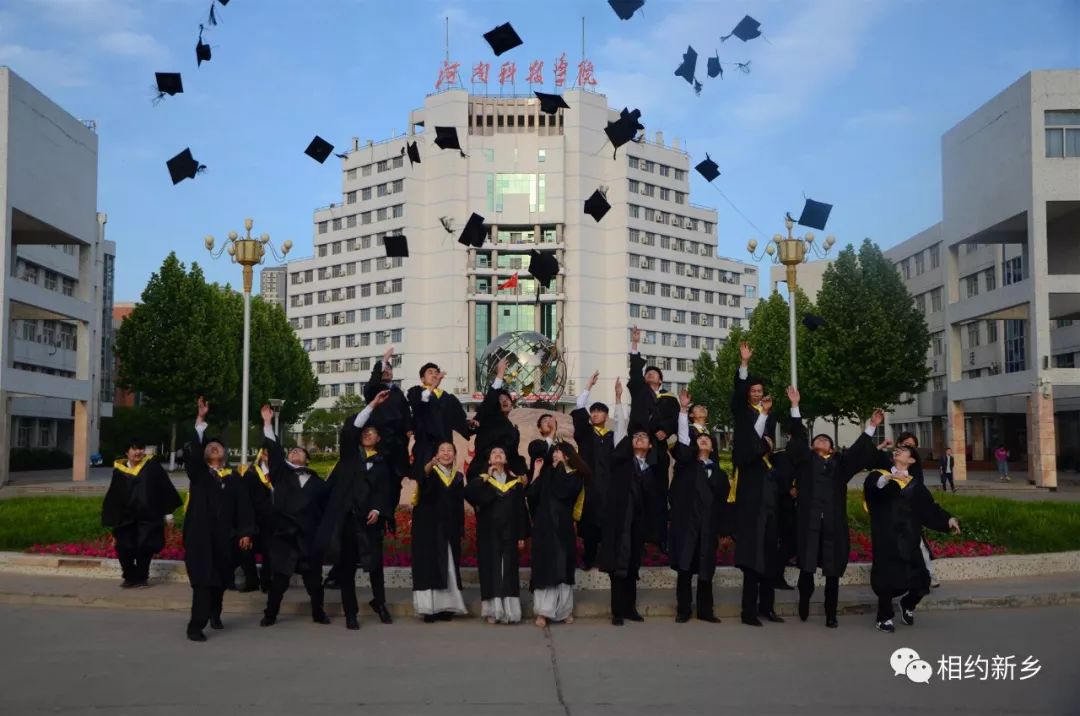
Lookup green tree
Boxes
[301,408,339,450]
[815,239,932,424]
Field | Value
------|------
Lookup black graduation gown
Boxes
[318,446,390,572]
[627,352,679,544]
[769,447,797,567]
[862,470,953,596]
[871,445,925,486]
[527,464,583,590]
[786,418,877,577]
[668,443,730,581]
[410,464,465,592]
[263,434,329,576]
[242,461,275,546]
[730,368,777,575]
[406,385,472,466]
[363,363,413,481]
[101,458,183,554]
[598,438,649,579]
[464,472,529,600]
[181,433,254,588]
[528,438,557,470]
[571,408,615,544]
[468,383,528,481]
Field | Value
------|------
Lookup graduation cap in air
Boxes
[457,213,487,248]
[384,234,409,258]
[604,108,644,159]
[707,53,722,79]
[695,154,720,182]
[153,72,183,103]
[483,22,523,56]
[304,136,334,164]
[195,26,212,66]
[528,250,559,288]
[796,198,833,231]
[608,0,644,20]
[405,141,421,167]
[802,314,827,331]
[166,148,205,185]
[534,91,570,115]
[434,126,467,157]
[584,189,611,222]
[722,15,762,42]
[674,46,699,90]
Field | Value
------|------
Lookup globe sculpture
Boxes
[477,331,567,406]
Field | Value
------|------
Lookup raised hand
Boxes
[679,388,691,411]
[739,341,752,365]
[197,396,209,421]
[870,408,886,428]
[533,460,544,480]
[760,395,774,414]
[371,389,391,407]
[614,377,623,403]
[382,345,395,363]
[587,370,599,391]
[786,385,800,407]
[496,358,508,380]
[239,536,252,551]
[948,517,961,535]
[434,370,447,389]
[630,325,641,348]
[260,404,274,426]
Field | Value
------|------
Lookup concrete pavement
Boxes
[0,602,1075,715]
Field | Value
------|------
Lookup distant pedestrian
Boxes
[994,446,1010,482]
[939,448,956,493]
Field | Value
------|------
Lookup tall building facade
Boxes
[885,70,1080,487]
[0,68,115,484]
[286,89,758,410]
[259,265,287,309]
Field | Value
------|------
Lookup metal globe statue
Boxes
[477,331,566,406]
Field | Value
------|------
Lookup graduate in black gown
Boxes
[784,387,883,628]
[182,397,255,641]
[767,433,798,591]
[238,447,274,593]
[527,414,559,470]
[464,446,529,624]
[863,444,960,633]
[627,326,680,552]
[599,430,651,626]
[407,362,473,467]
[468,359,527,482]
[570,372,625,569]
[410,441,467,622]
[528,443,586,627]
[669,390,730,623]
[871,431,939,588]
[101,438,182,589]
[259,407,331,627]
[363,346,413,485]
[730,341,783,627]
[317,392,394,630]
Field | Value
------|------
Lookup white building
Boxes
[259,265,286,309]
[285,89,758,411]
[0,67,115,484]
[885,70,1080,488]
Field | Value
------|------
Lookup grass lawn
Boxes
[0,496,186,552]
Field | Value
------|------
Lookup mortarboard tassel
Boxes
[694,80,702,95]
[207,3,217,26]
[334,152,349,159]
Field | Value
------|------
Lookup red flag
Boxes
[498,273,519,290]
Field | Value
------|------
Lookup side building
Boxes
[284,88,758,412]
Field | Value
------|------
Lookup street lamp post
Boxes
[268,398,285,437]
[205,219,291,467]
[746,216,836,388]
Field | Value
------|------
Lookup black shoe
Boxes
[901,608,915,626]
[760,611,785,623]
[611,616,624,626]
[876,619,895,633]
[120,580,134,589]
[625,610,644,622]
[238,581,259,593]
[798,597,810,622]
[423,614,438,623]
[312,611,332,625]
[209,616,224,630]
[698,614,721,623]
[186,630,207,642]
[345,615,360,630]
[437,611,454,622]
[323,577,340,590]
[260,615,276,627]
[825,616,838,628]
[741,614,763,627]
[131,581,150,589]
[774,579,795,591]
[675,613,691,623]
[370,599,393,624]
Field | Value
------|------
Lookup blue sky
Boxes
[2,0,1077,302]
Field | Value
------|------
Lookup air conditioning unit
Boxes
[683,219,693,229]
[969,352,975,366]
[655,215,665,223]
[639,257,651,269]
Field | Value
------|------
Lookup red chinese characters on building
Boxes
[471,62,490,84]
[554,53,568,88]
[435,59,461,90]
[526,60,544,84]
[498,61,516,85]
[577,59,598,87]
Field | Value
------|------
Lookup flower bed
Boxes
[27,507,1004,566]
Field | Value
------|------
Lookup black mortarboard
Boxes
[797,198,833,231]
[384,234,409,258]
[528,250,559,287]
[195,28,212,65]
[695,153,720,182]
[434,126,467,157]
[155,72,183,97]
[604,108,643,158]
[674,46,698,87]
[584,189,611,222]
[534,91,570,115]
[803,314,827,331]
[707,53,722,79]
[608,0,644,20]
[304,136,334,164]
[406,141,420,167]
[166,148,205,185]
[722,15,762,42]
[458,213,487,248]
[483,22,523,56]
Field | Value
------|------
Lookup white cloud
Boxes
[98,30,167,62]
[0,43,89,87]
[33,0,146,30]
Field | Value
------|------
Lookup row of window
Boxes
[898,243,941,278]
[344,154,404,181]
[628,179,687,205]
[1045,110,1080,158]
[629,303,744,331]
[628,229,719,261]
[11,417,57,449]
[12,361,76,378]
[289,278,404,308]
[14,259,77,296]
[315,350,404,374]
[292,255,404,284]
[287,303,403,330]
[15,319,78,350]
[468,107,565,131]
[317,205,404,235]
[304,333,406,353]
[628,204,712,234]
[628,253,750,291]
[628,156,687,182]
[345,179,404,205]
[629,278,745,308]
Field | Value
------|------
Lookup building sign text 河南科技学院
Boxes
[435,53,597,91]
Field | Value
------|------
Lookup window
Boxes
[984,268,996,291]
[932,332,943,357]
[986,319,998,343]
[900,259,911,279]
[1054,353,1077,368]
[347,191,357,204]
[1003,256,1023,285]
[930,287,943,312]
[1044,110,1080,158]
[377,208,388,221]
[362,187,372,200]
[537,149,546,162]
[318,221,328,234]
[393,155,403,169]
[489,173,546,212]
[914,251,925,275]
[744,284,756,299]
[915,293,927,315]
[62,277,75,296]
[346,215,356,228]
[659,165,670,177]
[362,164,372,176]
[964,274,979,298]
[1004,319,1025,373]
[377,160,389,172]
[362,212,372,225]
[929,244,940,269]
[967,322,981,347]
[317,245,328,257]
[347,168,356,180]
[628,156,639,169]
[674,169,686,181]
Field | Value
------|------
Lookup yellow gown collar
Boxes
[424,384,444,399]
[481,473,521,493]
[113,456,150,476]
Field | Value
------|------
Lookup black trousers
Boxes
[877,587,928,622]
[337,532,387,618]
[188,586,225,634]
[580,520,601,568]
[940,472,955,491]
[798,571,840,618]
[740,567,775,617]
[676,571,714,618]
[609,575,639,618]
[116,548,153,583]
[264,570,325,619]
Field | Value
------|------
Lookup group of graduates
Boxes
[100,337,962,641]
